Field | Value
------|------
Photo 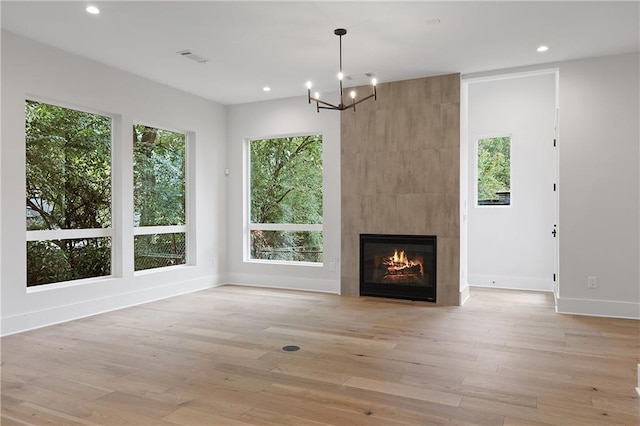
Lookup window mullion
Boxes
[133,225,187,236]
[26,228,113,241]
[248,223,323,232]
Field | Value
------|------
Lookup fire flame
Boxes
[389,249,416,270]
[376,248,425,283]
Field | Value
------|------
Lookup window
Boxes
[25,100,112,286]
[248,135,323,263]
[477,136,511,206]
[133,125,187,271]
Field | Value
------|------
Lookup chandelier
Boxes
[306,28,377,112]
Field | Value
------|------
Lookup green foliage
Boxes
[250,135,323,224]
[25,105,188,283]
[251,231,323,262]
[250,135,323,262]
[133,125,186,270]
[26,100,111,230]
[26,239,111,287]
[477,136,511,202]
[134,233,186,271]
[25,100,112,286]
[133,125,186,226]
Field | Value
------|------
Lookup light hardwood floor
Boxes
[1,286,639,425]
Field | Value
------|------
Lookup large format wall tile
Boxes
[341,74,461,305]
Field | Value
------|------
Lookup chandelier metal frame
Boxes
[306,28,377,112]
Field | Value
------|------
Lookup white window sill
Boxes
[244,259,323,268]
[26,275,116,293]
[134,263,193,276]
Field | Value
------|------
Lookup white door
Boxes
[466,72,558,291]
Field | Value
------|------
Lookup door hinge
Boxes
[553,273,556,282]
[553,183,557,191]
[553,139,557,147]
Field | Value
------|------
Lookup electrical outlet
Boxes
[587,276,598,289]
[329,262,336,272]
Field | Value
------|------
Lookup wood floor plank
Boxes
[2,286,638,425]
[269,363,350,385]
[0,415,32,426]
[264,383,485,426]
[240,407,334,426]
[399,374,538,408]
[502,417,553,426]
[2,401,98,426]
[1,382,95,419]
[460,395,626,426]
[343,376,463,407]
[163,406,255,426]
[84,391,178,425]
[263,326,398,350]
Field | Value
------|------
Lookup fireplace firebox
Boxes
[360,234,436,302]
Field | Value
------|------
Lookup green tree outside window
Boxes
[133,125,186,271]
[249,135,323,262]
[477,136,511,206]
[25,100,112,286]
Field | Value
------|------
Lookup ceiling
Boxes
[2,1,638,106]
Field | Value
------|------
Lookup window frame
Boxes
[244,133,324,266]
[132,123,191,273]
[474,134,513,208]
[25,98,116,290]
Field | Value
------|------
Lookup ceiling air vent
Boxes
[345,72,375,81]
[176,50,209,64]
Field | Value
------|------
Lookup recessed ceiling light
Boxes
[86,6,100,15]
[537,45,549,52]
[263,87,271,92]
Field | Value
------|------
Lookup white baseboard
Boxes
[224,272,340,294]
[1,275,222,336]
[556,296,640,320]
[469,274,553,292]
[460,286,471,305]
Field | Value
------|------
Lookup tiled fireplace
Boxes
[341,73,461,305]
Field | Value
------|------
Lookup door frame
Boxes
[460,68,560,305]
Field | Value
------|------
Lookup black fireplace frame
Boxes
[359,234,437,303]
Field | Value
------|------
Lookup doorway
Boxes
[461,70,558,293]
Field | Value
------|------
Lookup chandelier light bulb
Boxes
[306,81,313,89]
[350,90,356,99]
[372,78,377,86]
[314,92,320,99]
[338,72,344,81]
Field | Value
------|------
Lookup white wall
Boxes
[226,97,341,293]
[464,52,640,318]
[1,32,227,335]
[466,73,557,291]
[557,53,639,318]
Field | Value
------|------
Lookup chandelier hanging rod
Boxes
[306,28,377,112]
